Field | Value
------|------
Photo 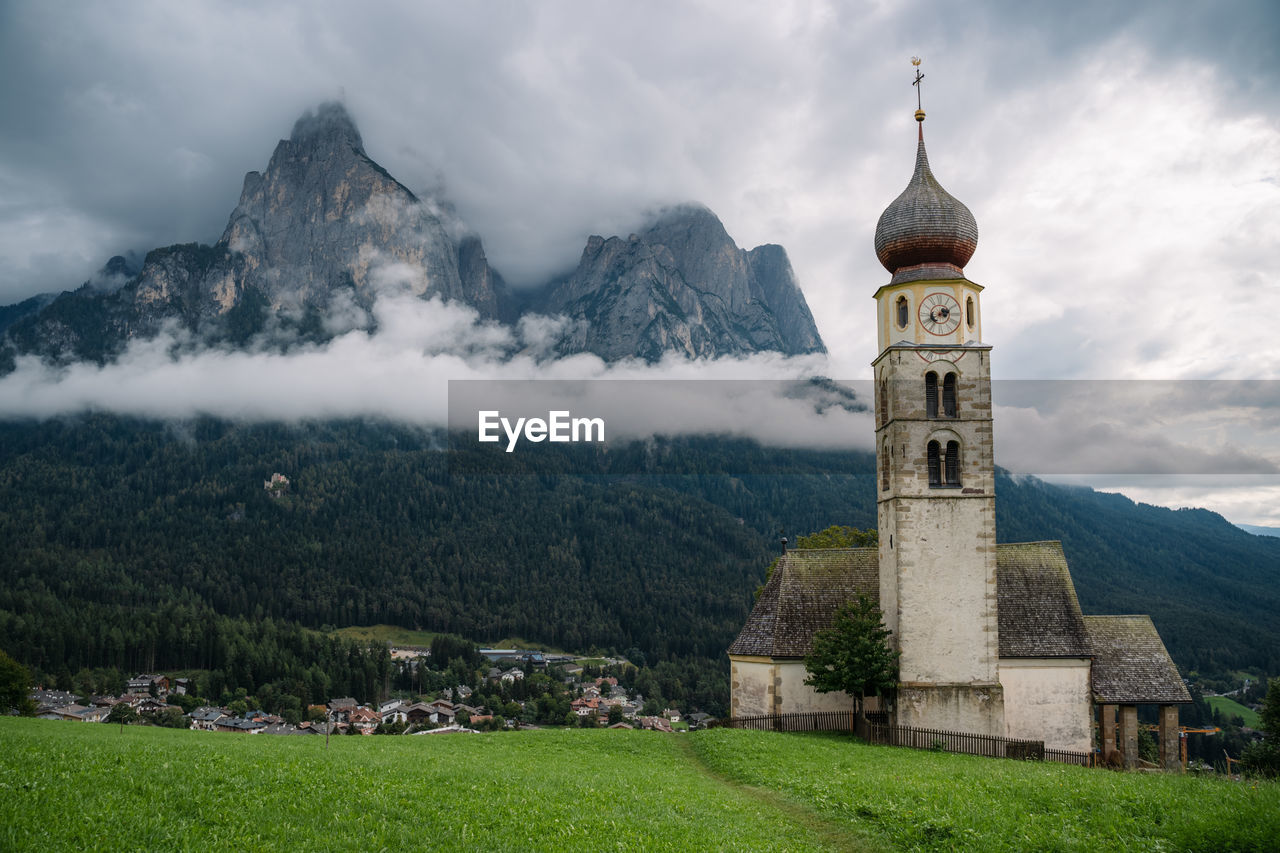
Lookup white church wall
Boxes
[999,658,1092,752]
[730,657,858,718]
[729,656,774,718]
[775,661,856,714]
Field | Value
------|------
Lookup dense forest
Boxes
[1,415,1277,712]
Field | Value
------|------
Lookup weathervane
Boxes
[911,56,926,123]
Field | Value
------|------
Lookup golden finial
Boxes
[911,57,925,123]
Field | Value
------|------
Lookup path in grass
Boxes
[675,735,882,852]
[688,728,1280,852]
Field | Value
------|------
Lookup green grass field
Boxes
[329,624,441,647]
[1206,695,1262,728]
[330,626,569,655]
[2,719,1276,852]
[690,729,1278,851]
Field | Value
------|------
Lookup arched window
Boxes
[966,296,975,330]
[879,379,888,426]
[942,372,957,418]
[896,295,908,329]
[927,440,941,486]
[881,439,889,491]
[945,440,961,486]
[925,372,938,418]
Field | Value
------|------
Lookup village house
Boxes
[215,717,267,734]
[348,707,380,734]
[378,699,407,725]
[188,707,226,731]
[263,472,290,497]
[327,697,358,722]
[38,704,108,723]
[126,674,169,696]
[403,702,434,727]
[638,716,673,733]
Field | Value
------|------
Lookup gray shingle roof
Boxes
[996,541,1090,658]
[728,548,878,657]
[1085,615,1192,704]
[730,541,1134,666]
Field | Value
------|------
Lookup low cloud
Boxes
[0,273,852,444]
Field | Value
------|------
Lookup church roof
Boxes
[730,542,1180,705]
[996,541,1090,658]
[730,542,1095,659]
[727,548,878,658]
[1085,615,1192,705]
[873,134,979,283]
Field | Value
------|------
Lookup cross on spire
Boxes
[910,57,926,134]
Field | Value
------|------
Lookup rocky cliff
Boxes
[540,205,824,361]
[1,104,823,367]
[128,102,510,335]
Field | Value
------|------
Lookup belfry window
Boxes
[879,379,888,426]
[966,296,975,331]
[925,372,938,418]
[945,441,961,486]
[896,296,908,329]
[928,439,962,487]
[942,373,957,418]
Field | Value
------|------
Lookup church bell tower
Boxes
[873,60,1004,735]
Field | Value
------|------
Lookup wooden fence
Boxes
[713,710,859,733]
[713,712,1093,767]
[1045,748,1094,767]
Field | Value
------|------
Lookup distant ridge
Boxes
[1237,523,1280,538]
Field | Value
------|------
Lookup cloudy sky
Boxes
[2,0,1279,523]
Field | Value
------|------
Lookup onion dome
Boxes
[874,129,978,283]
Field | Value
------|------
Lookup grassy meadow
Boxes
[690,729,1278,851]
[329,625,569,655]
[2,719,1277,852]
[328,624,441,647]
[1205,695,1262,728]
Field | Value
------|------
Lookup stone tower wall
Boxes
[874,280,1004,735]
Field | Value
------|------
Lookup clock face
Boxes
[918,293,961,336]
[917,349,966,364]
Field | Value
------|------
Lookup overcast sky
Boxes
[2,0,1279,523]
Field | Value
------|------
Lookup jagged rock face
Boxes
[542,205,824,361]
[129,102,501,331]
[2,106,825,367]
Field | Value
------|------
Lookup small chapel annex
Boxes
[727,76,1190,769]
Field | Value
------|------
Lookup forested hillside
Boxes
[1,416,1276,693]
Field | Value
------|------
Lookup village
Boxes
[27,647,713,736]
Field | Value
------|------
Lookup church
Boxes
[727,77,1190,767]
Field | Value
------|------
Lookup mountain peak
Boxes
[643,202,724,239]
[289,101,363,151]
